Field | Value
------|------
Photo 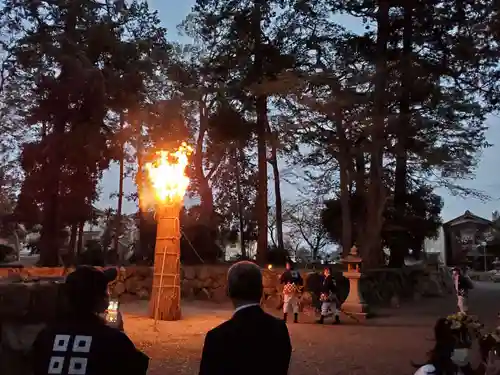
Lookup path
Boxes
[121,282,500,375]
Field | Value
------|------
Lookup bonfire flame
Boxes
[145,142,193,204]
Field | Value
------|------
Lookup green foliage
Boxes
[132,207,223,264]
[78,239,105,267]
[322,186,443,256]
[1,0,170,265]
[0,0,499,268]
[266,245,289,266]
[0,244,14,263]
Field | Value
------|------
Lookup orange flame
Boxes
[145,143,193,204]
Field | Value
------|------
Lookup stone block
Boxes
[0,283,31,318]
[211,287,227,302]
[183,266,196,280]
[136,288,150,300]
[262,270,278,289]
[390,295,400,308]
[2,323,45,351]
[263,294,281,310]
[113,281,126,296]
[197,266,212,281]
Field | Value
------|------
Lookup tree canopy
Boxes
[1,0,499,267]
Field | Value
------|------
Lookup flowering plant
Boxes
[446,313,484,347]
[446,313,484,333]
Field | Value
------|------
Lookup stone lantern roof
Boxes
[342,245,362,264]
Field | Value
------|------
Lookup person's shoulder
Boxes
[414,364,436,375]
[98,324,132,343]
[208,309,284,332]
[206,317,234,338]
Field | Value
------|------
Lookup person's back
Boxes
[199,261,291,375]
[31,266,149,375]
[32,313,148,375]
[201,305,289,375]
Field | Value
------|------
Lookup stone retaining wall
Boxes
[0,264,453,307]
[0,279,66,375]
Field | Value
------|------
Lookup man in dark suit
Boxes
[199,261,292,375]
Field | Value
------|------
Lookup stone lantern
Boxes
[341,245,370,319]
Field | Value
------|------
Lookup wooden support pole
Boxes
[149,202,182,321]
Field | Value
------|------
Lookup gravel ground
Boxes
[122,282,500,375]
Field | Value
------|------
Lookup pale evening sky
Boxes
[96,0,500,223]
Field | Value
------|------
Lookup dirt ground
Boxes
[122,283,500,375]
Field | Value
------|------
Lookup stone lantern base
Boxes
[342,271,371,320]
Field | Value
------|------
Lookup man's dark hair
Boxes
[227,261,263,302]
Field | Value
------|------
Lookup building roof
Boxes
[443,210,492,227]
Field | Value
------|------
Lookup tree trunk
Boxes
[68,223,77,261]
[39,1,79,267]
[268,131,285,252]
[114,112,125,264]
[13,227,20,263]
[134,111,149,261]
[39,121,65,267]
[253,0,268,264]
[334,105,353,256]
[364,0,390,268]
[354,139,366,250]
[69,224,77,252]
[388,247,406,268]
[195,100,215,219]
[390,3,413,268]
[234,145,247,258]
[76,220,84,257]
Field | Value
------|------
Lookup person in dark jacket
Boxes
[317,267,340,324]
[452,267,474,314]
[31,266,149,375]
[199,261,292,375]
[280,261,303,323]
[304,271,323,312]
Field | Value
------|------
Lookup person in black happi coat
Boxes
[31,266,149,375]
[317,267,341,325]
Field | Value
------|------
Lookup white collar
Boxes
[234,303,260,314]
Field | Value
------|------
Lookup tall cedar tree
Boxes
[187,0,297,262]
[273,0,496,266]
[165,41,258,258]
[5,0,168,265]
[340,0,492,265]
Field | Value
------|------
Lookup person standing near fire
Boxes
[452,266,474,314]
[317,267,341,324]
[280,261,303,323]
